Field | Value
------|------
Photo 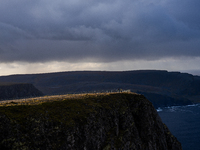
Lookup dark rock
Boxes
[0,93,181,150]
[0,83,43,100]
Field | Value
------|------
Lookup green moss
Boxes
[0,92,138,149]
[0,93,134,127]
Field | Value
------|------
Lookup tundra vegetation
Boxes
[0,92,181,150]
[0,92,130,106]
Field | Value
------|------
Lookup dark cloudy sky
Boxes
[1,0,200,75]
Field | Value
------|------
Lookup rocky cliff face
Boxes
[0,93,182,150]
[0,83,43,100]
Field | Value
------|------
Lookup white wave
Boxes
[165,104,199,109]
[157,103,200,113]
[186,104,199,107]
[156,107,163,112]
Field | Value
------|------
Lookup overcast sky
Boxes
[1,0,200,76]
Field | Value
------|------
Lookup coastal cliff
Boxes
[0,70,198,107]
[0,93,182,150]
[0,83,43,100]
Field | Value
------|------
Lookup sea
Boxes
[157,104,200,150]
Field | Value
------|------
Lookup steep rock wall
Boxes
[0,83,43,100]
[0,93,182,150]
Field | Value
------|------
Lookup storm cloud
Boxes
[1,0,200,63]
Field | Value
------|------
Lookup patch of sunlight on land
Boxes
[0,90,133,107]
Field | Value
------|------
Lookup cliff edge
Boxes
[0,83,43,100]
[0,93,182,150]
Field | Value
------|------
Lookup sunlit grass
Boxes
[0,91,133,107]
[0,92,137,129]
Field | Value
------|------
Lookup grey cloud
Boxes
[0,0,200,63]
[0,23,33,43]
[161,0,200,29]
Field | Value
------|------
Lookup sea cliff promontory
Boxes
[0,93,182,150]
[0,83,43,100]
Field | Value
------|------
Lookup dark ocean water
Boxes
[158,104,200,150]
